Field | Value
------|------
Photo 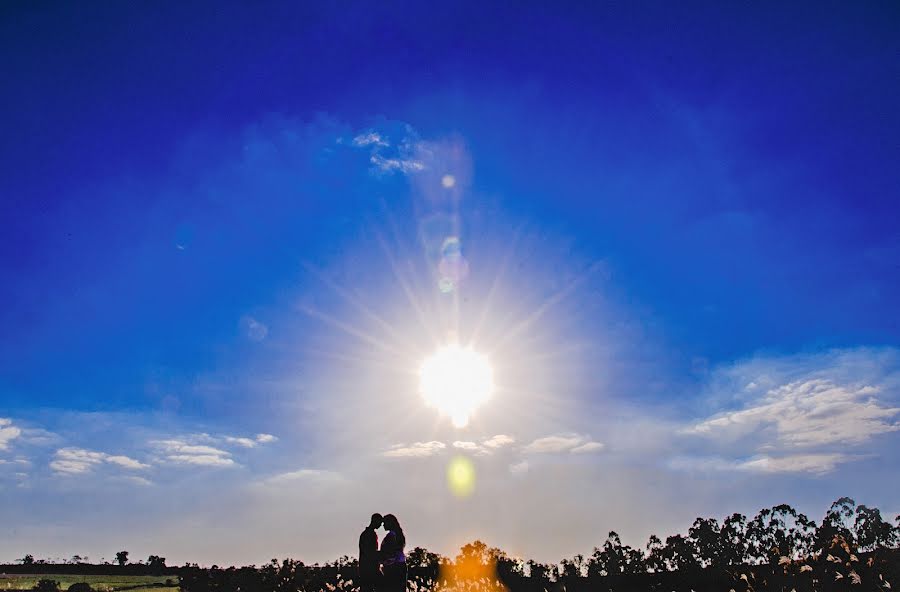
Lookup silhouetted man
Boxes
[359,513,383,592]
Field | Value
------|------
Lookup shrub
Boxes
[68,583,93,592]
[33,580,60,592]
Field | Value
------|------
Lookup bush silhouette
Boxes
[33,579,60,592]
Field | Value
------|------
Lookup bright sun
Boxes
[419,344,494,428]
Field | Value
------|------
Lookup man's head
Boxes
[369,513,383,529]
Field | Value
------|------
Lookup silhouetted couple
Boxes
[359,513,407,592]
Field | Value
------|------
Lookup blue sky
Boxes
[1,1,899,566]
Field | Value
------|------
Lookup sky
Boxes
[1,0,900,567]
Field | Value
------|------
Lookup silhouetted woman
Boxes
[380,514,407,592]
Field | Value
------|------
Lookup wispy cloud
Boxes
[383,441,446,458]
[50,447,149,475]
[452,441,480,451]
[509,460,529,474]
[370,154,424,174]
[223,433,279,448]
[349,124,426,175]
[570,441,605,454]
[686,379,900,447]
[352,131,389,147]
[482,434,515,449]
[675,348,900,474]
[0,418,22,451]
[669,453,858,476]
[523,434,604,454]
[152,439,235,467]
[224,436,258,448]
[241,316,269,341]
[266,469,340,484]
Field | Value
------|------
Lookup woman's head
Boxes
[383,514,401,531]
[383,514,405,549]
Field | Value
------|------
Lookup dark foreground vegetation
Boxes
[6,498,899,592]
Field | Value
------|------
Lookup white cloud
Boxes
[383,441,446,458]
[687,379,900,448]
[736,453,856,475]
[50,448,106,474]
[152,439,235,467]
[155,441,228,456]
[668,453,857,476]
[570,441,605,454]
[352,131,389,147]
[452,441,480,451]
[266,469,340,484]
[523,434,604,454]
[241,316,269,341]
[0,418,22,451]
[167,454,235,467]
[674,349,900,477]
[50,448,149,475]
[509,460,529,474]
[370,154,424,174]
[123,476,153,486]
[224,436,258,448]
[482,434,515,449]
[105,455,150,470]
[210,433,278,448]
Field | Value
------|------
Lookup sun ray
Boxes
[488,261,604,352]
[470,223,525,344]
[297,304,406,357]
[301,261,418,353]
[374,221,441,347]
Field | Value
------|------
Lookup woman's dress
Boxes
[380,530,407,592]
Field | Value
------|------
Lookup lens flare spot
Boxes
[441,174,456,188]
[447,456,475,497]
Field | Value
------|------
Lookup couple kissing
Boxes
[359,513,407,592]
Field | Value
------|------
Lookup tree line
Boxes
[8,497,899,591]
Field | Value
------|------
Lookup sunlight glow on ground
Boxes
[419,345,494,428]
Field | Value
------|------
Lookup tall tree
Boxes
[661,534,699,572]
[816,497,856,550]
[720,513,749,566]
[688,517,722,568]
[747,504,816,564]
[645,535,666,573]
[116,551,129,567]
[854,505,897,551]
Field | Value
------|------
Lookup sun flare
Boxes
[419,345,494,428]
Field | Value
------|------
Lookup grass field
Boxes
[0,575,177,592]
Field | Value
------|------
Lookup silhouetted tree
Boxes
[747,504,815,564]
[720,513,749,565]
[854,505,897,551]
[491,546,525,583]
[660,534,698,572]
[688,517,722,568]
[116,551,129,566]
[20,554,35,566]
[33,580,60,592]
[645,534,666,573]
[407,547,441,570]
[148,555,167,574]
[816,496,857,550]
[525,560,550,584]
[588,531,645,576]
[557,554,585,579]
